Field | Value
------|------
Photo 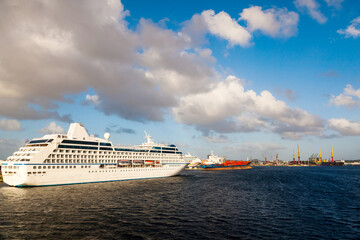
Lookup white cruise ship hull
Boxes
[2,163,188,187]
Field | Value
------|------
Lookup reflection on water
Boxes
[1,167,359,239]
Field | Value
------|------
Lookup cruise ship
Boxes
[1,123,188,187]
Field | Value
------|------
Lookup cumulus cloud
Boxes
[294,0,327,24]
[200,10,252,47]
[0,1,328,140]
[40,122,65,134]
[0,0,219,123]
[328,118,360,136]
[337,17,360,38]
[173,75,324,139]
[0,0,137,121]
[239,6,299,38]
[0,118,21,131]
[329,84,360,108]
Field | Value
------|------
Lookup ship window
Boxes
[29,139,48,144]
[33,166,36,169]
[62,139,99,146]
[100,142,111,146]
[57,166,60,168]
[61,166,64,169]
[52,166,55,169]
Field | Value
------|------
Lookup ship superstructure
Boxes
[1,123,187,187]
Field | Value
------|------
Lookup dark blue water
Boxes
[1,166,359,239]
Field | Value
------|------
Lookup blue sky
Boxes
[0,0,359,160]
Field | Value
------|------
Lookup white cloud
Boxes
[0,118,21,131]
[173,75,324,139]
[40,122,65,134]
[86,94,100,105]
[0,0,137,121]
[201,10,252,47]
[239,6,299,38]
[0,1,219,123]
[338,17,360,38]
[294,0,327,24]
[328,118,360,136]
[0,1,329,140]
[329,84,360,108]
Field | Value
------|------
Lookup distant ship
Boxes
[184,153,202,169]
[1,123,188,187]
[200,151,252,170]
[320,160,345,166]
[202,151,226,165]
[201,160,252,170]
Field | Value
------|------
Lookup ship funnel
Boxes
[67,123,90,140]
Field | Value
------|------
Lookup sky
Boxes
[0,0,360,161]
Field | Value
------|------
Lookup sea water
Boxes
[0,166,359,239]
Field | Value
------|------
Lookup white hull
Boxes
[2,163,187,187]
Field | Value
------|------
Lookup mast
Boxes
[319,147,322,161]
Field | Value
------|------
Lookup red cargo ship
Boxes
[201,160,252,170]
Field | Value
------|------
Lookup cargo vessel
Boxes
[320,160,345,166]
[201,160,252,170]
